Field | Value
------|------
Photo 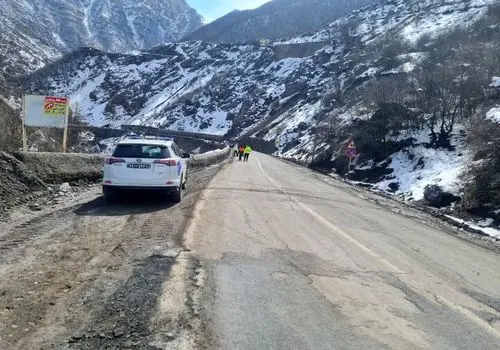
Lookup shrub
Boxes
[461,116,500,215]
[352,102,419,161]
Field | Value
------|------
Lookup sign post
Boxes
[22,95,70,152]
[62,101,70,153]
[346,139,357,172]
[22,95,28,151]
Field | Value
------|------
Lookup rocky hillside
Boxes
[26,0,498,137]
[0,0,202,93]
[183,0,378,43]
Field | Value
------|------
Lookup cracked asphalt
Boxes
[186,153,500,349]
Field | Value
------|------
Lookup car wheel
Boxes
[103,187,116,202]
[172,184,183,203]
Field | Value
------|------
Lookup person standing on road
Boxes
[238,145,245,161]
[243,145,252,162]
[233,144,239,157]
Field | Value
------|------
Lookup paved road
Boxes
[186,153,500,349]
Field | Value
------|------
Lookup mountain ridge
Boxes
[183,0,379,43]
[25,0,497,139]
[0,0,203,95]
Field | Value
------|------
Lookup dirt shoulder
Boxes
[0,160,230,349]
[0,151,106,220]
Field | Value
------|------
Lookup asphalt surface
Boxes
[186,153,500,349]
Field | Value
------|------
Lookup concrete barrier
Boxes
[188,147,231,167]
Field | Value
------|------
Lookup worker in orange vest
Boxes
[238,145,245,161]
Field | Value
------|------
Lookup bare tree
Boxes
[364,75,412,107]
[413,57,485,148]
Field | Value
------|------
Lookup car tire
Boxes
[172,184,183,203]
[103,187,116,202]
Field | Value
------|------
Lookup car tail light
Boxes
[105,157,125,164]
[154,159,177,166]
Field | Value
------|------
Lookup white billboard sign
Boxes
[22,95,70,152]
[24,95,69,128]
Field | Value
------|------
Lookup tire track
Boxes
[0,161,229,350]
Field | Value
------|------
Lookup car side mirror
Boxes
[182,153,191,159]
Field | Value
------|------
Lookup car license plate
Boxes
[127,163,151,169]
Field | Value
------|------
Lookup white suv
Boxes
[103,136,189,202]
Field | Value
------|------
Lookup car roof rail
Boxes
[123,133,174,141]
[144,135,174,141]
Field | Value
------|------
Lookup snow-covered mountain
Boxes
[183,0,378,43]
[0,0,202,93]
[27,0,497,136]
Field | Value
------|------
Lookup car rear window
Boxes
[113,144,171,159]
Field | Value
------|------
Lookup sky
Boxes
[186,0,271,23]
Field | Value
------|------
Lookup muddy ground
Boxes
[0,161,229,350]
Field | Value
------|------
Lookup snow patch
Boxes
[67,70,108,126]
[397,52,428,62]
[401,0,491,44]
[99,137,121,155]
[445,215,500,239]
[375,129,471,200]
[171,110,230,135]
[486,107,500,124]
[266,58,305,78]
[491,77,500,88]
[358,67,380,79]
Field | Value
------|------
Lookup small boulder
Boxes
[29,203,42,211]
[345,171,357,180]
[424,184,460,208]
[59,183,71,193]
[113,328,125,338]
[388,182,400,192]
